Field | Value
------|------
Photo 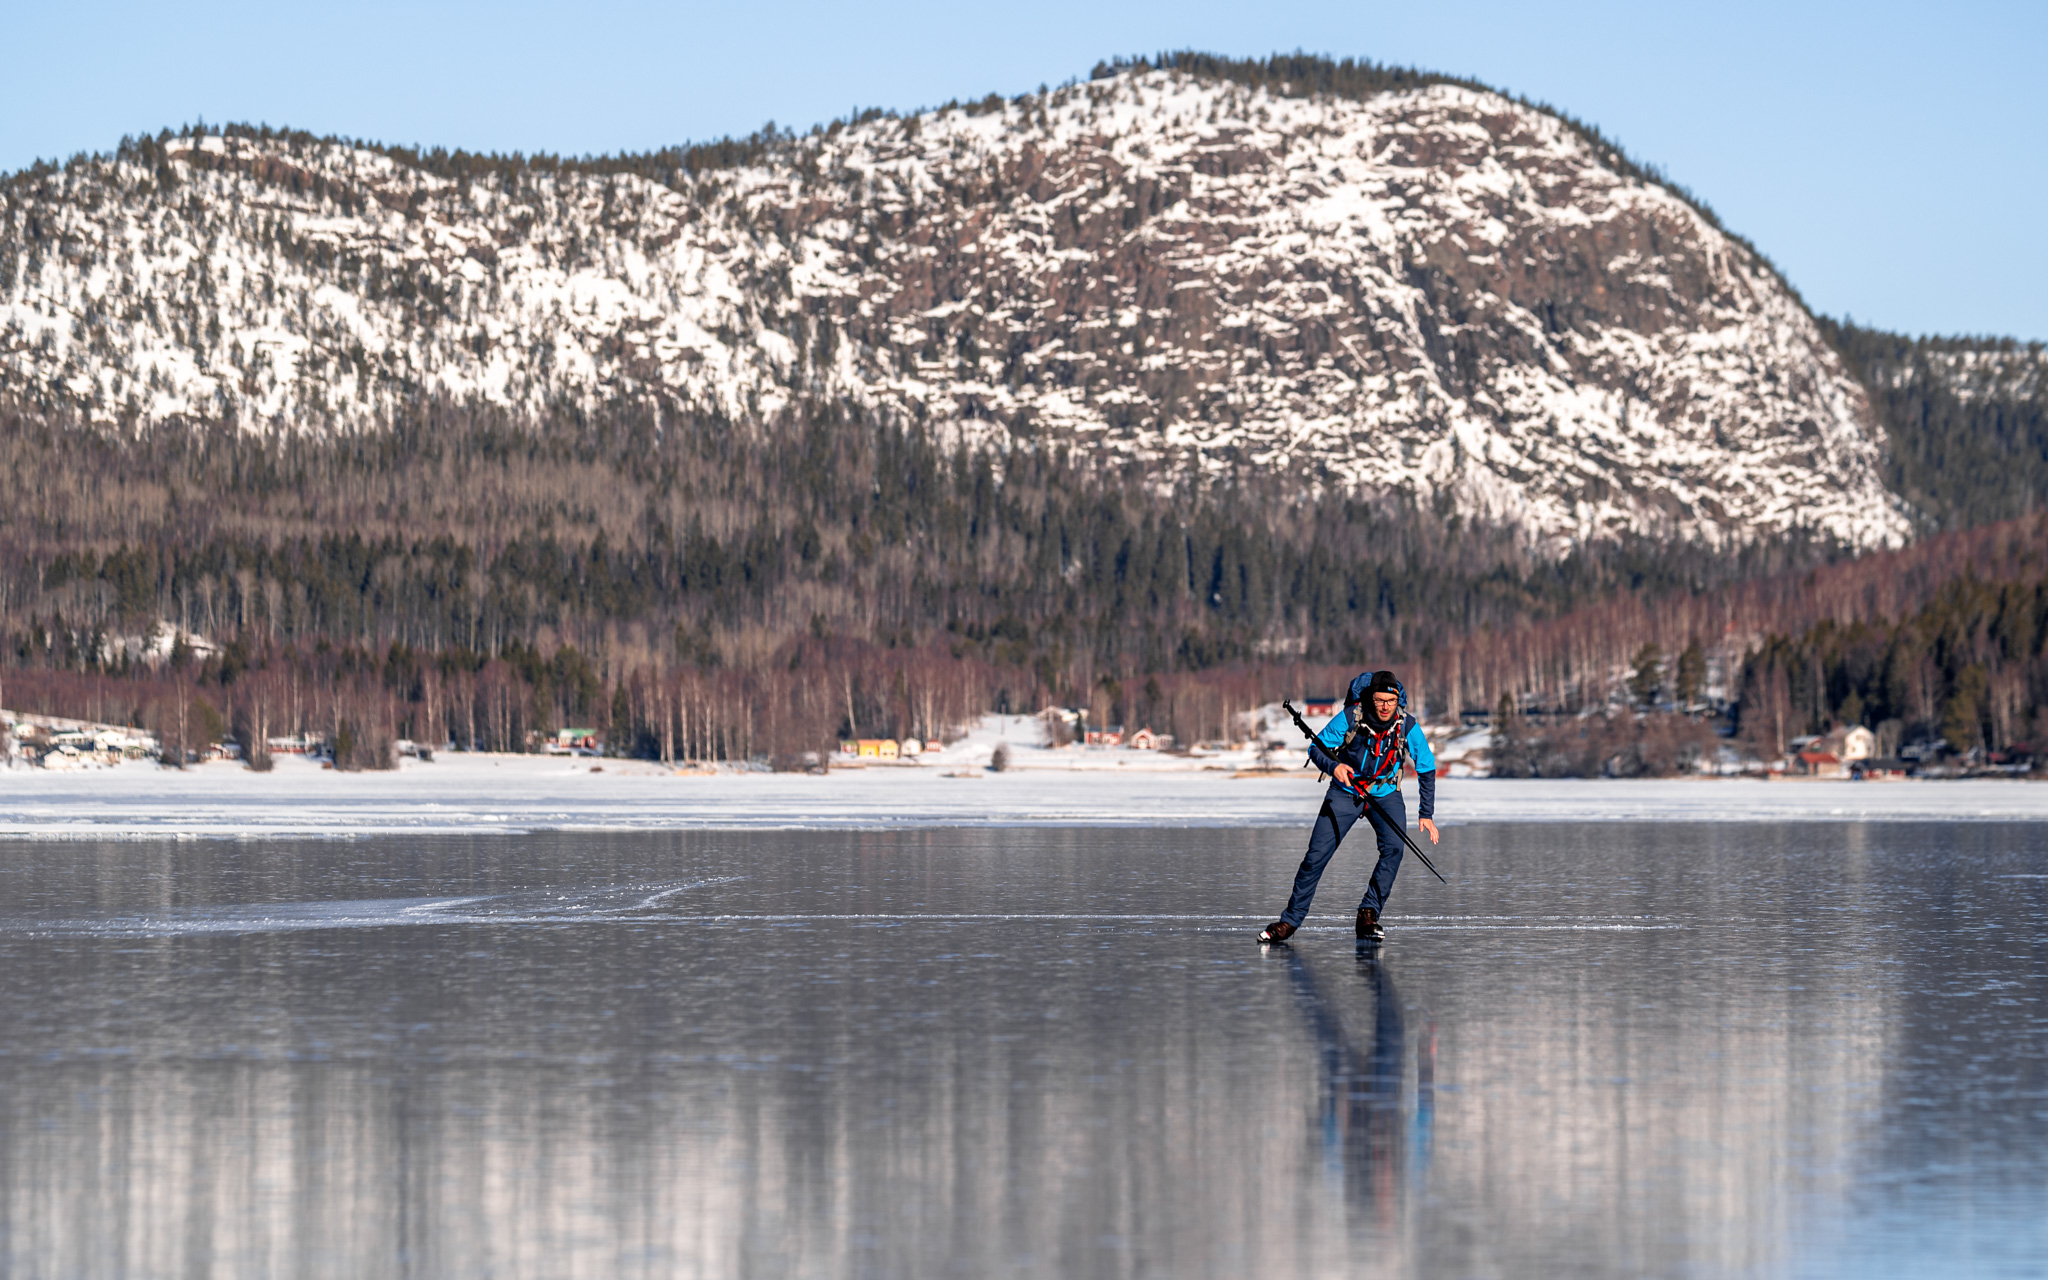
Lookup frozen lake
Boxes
[2,823,2045,1277]
[6,754,2048,836]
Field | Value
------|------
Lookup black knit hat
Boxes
[1366,670,1401,698]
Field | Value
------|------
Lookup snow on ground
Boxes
[2,749,2046,838]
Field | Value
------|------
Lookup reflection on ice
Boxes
[1284,948,1427,1235]
[0,823,2044,1277]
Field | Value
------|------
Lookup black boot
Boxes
[1356,907,1384,942]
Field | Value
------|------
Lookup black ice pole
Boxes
[1282,699,1449,885]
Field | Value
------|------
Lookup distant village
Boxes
[0,694,2026,779]
[3,713,161,769]
[840,706,1171,764]
[0,712,603,770]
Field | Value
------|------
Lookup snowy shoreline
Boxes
[2,752,2047,838]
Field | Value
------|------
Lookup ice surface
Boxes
[1,824,2044,1277]
[2,750,2046,837]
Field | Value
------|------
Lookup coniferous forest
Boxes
[1823,320,2048,534]
[3,375,2044,772]
[0,391,1825,762]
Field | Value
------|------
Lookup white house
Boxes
[1819,725,1877,762]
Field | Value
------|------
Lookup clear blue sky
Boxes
[9,0,2043,340]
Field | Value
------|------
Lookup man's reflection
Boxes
[1283,947,1434,1228]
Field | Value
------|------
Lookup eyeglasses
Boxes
[1350,693,1402,710]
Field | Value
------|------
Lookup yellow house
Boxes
[856,739,900,760]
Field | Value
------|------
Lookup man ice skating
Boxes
[1259,670,1439,944]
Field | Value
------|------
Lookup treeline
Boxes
[25,49,1671,195]
[1117,51,1748,252]
[20,48,1746,259]
[1434,512,2048,720]
[1823,320,2048,535]
[1470,514,2048,775]
[0,393,1849,704]
[1,631,1004,768]
[1733,570,2048,761]
[0,627,1380,770]
[6,386,2045,769]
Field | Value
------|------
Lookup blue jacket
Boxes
[1306,672,1437,819]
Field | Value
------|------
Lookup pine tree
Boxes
[1675,640,1707,709]
[1628,644,1663,707]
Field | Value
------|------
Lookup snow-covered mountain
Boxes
[0,66,1909,549]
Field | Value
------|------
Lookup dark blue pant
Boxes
[1281,788,1406,927]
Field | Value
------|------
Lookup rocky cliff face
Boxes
[0,68,1908,549]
